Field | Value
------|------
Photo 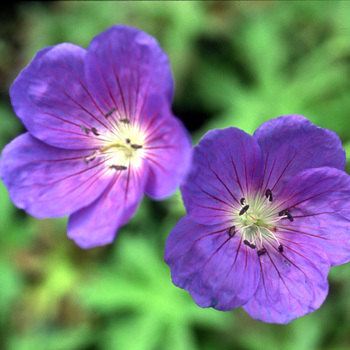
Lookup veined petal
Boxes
[85,25,174,122]
[253,115,346,193]
[0,133,112,218]
[142,99,192,199]
[165,216,261,310]
[10,44,109,150]
[243,238,330,324]
[181,128,263,225]
[67,166,146,248]
[276,167,350,266]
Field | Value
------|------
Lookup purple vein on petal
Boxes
[92,52,124,120]
[276,180,338,211]
[55,59,111,130]
[197,184,235,210]
[108,39,128,118]
[168,225,228,263]
[24,73,104,130]
[213,238,244,298]
[206,157,241,205]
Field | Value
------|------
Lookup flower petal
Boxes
[181,128,263,225]
[10,44,110,149]
[141,99,192,199]
[275,166,350,266]
[243,238,330,324]
[165,216,261,310]
[85,25,174,122]
[0,133,112,217]
[253,115,346,193]
[67,167,146,248]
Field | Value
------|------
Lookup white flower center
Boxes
[80,113,147,172]
[230,189,292,255]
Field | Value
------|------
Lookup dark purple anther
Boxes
[257,248,267,256]
[265,188,273,202]
[104,107,116,117]
[110,165,127,171]
[243,240,256,249]
[91,127,99,136]
[228,226,236,238]
[239,205,250,216]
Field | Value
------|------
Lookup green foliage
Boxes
[1,1,350,350]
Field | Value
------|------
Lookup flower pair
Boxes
[2,25,350,324]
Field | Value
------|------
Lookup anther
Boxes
[120,118,130,124]
[131,144,142,149]
[228,226,236,238]
[104,107,116,118]
[240,197,245,205]
[279,209,294,222]
[243,240,256,249]
[278,244,284,253]
[257,248,267,256]
[265,189,273,202]
[285,209,294,222]
[82,152,96,164]
[91,127,99,136]
[126,138,131,144]
[110,165,127,171]
[239,205,249,216]
[81,125,90,134]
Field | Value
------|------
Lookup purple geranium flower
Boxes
[0,25,191,248]
[165,115,350,324]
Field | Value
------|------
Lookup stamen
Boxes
[240,197,245,205]
[104,107,116,118]
[91,127,99,136]
[255,226,264,246]
[131,144,142,150]
[228,226,236,238]
[278,244,284,253]
[265,189,273,202]
[257,248,267,256]
[239,205,250,216]
[279,209,294,222]
[243,240,256,249]
[110,165,127,171]
[120,118,130,124]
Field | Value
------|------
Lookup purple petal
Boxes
[85,25,174,122]
[276,167,350,266]
[141,100,192,199]
[253,115,346,193]
[243,237,330,324]
[0,133,112,218]
[67,167,146,248]
[165,216,261,310]
[181,128,263,225]
[10,44,109,149]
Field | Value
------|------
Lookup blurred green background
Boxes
[1,1,350,349]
